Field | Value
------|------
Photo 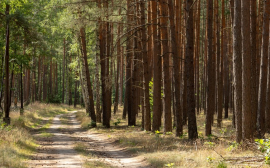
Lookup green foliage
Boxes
[48,94,61,104]
[164,163,175,167]
[113,118,121,126]
[179,132,187,139]
[227,141,239,152]
[255,139,270,164]
[206,156,215,163]
[219,128,227,135]
[217,161,227,168]
[88,120,96,128]
[204,141,215,148]
[165,132,173,135]
[155,130,161,138]
[149,78,163,113]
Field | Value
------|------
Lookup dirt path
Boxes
[28,113,83,168]
[28,112,151,168]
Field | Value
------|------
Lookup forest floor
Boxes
[28,110,150,168]
[1,103,270,168]
[75,106,270,168]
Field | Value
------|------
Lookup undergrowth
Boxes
[0,102,68,167]
[75,107,270,168]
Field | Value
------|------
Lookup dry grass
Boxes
[0,102,72,168]
[76,106,270,168]
[83,160,116,168]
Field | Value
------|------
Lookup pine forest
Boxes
[1,0,270,167]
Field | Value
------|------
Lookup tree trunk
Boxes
[257,0,270,138]
[159,0,172,133]
[168,0,182,136]
[186,0,198,140]
[217,0,223,128]
[138,1,151,131]
[43,57,47,102]
[242,0,253,140]
[152,0,162,132]
[205,0,214,136]
[80,27,97,125]
[250,0,258,132]
[62,38,65,103]
[3,4,10,125]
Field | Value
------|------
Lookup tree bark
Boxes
[168,0,182,136]
[257,0,270,138]
[242,0,253,140]
[140,1,151,131]
[62,38,65,103]
[3,4,10,125]
[159,0,172,133]
[205,0,214,136]
[152,0,162,132]
[80,27,97,125]
[185,0,198,140]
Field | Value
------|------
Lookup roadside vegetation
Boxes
[76,107,270,168]
[0,103,70,167]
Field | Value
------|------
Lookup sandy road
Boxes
[28,111,151,168]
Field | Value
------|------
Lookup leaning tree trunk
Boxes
[80,27,97,125]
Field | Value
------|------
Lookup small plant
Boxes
[255,139,270,165]
[207,134,214,140]
[0,122,7,129]
[113,119,121,126]
[204,141,215,148]
[164,163,175,167]
[155,130,161,138]
[165,132,173,135]
[88,120,96,128]
[206,156,215,163]
[227,141,239,152]
[198,131,204,139]
[220,128,227,135]
[179,132,187,138]
[217,161,227,168]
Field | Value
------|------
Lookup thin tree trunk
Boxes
[62,38,65,103]
[250,0,258,132]
[217,0,223,128]
[205,0,214,136]
[3,4,10,124]
[257,0,270,138]
[152,0,162,132]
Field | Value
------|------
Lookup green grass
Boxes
[74,142,90,156]
[84,160,116,168]
[0,102,71,168]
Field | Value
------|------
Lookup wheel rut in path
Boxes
[29,112,152,168]
[29,112,83,168]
